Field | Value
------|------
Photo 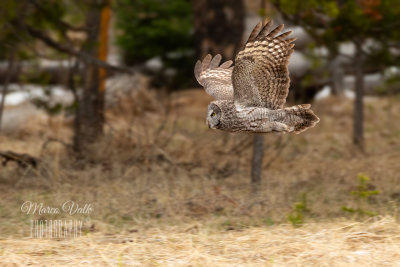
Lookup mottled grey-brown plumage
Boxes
[195,19,320,134]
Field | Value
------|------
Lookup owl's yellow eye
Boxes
[211,112,216,117]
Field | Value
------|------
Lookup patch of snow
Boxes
[38,59,73,68]
[344,73,383,93]
[107,53,121,66]
[145,56,163,72]
[0,84,73,107]
[288,26,312,49]
[288,51,311,77]
[314,85,331,100]
[339,42,355,57]
[1,91,32,106]
[385,66,400,77]
[314,46,329,57]
[314,85,355,100]
[344,89,355,99]
[1,103,45,133]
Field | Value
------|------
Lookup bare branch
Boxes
[28,0,89,32]
[20,22,133,74]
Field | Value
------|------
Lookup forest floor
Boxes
[1,88,400,266]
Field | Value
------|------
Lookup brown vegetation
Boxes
[2,217,400,266]
[0,89,399,265]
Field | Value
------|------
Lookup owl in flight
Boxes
[194,20,319,134]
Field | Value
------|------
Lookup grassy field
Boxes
[1,89,400,265]
[2,217,400,266]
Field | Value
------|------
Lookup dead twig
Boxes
[0,150,39,168]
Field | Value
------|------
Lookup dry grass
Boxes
[1,88,400,265]
[2,216,400,266]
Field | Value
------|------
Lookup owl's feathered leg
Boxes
[270,121,293,133]
[277,104,320,134]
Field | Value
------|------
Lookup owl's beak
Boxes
[207,119,214,129]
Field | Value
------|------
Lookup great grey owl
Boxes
[194,20,320,134]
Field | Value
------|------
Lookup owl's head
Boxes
[207,103,222,129]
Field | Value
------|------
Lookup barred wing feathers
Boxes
[232,20,296,109]
[194,54,234,100]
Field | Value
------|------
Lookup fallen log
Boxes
[0,150,38,168]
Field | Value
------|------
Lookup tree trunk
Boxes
[330,57,344,96]
[353,40,364,149]
[0,50,16,132]
[98,0,111,93]
[73,0,110,153]
[251,135,264,194]
[192,0,245,61]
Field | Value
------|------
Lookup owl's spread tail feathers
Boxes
[283,104,320,134]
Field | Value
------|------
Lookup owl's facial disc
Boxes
[207,103,222,129]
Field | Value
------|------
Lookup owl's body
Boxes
[195,20,320,134]
[208,100,316,133]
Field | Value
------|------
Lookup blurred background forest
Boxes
[1,0,400,259]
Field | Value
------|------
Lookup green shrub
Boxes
[342,173,380,217]
[288,193,310,227]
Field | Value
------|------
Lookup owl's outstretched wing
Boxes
[232,20,295,109]
[194,54,234,100]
